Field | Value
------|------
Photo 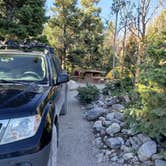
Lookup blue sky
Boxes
[46,0,112,21]
[46,0,163,22]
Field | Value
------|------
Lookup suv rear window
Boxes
[0,54,47,82]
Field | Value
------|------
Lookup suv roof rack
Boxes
[0,40,55,54]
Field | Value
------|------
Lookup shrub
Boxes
[77,84,100,104]
[125,31,166,143]
[102,77,133,96]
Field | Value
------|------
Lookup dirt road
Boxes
[57,90,117,166]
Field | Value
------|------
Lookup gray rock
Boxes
[122,129,133,136]
[84,107,105,121]
[152,154,162,160]
[106,96,120,106]
[111,156,119,162]
[129,136,142,150]
[137,133,152,143]
[123,153,134,160]
[93,120,103,132]
[97,100,105,107]
[118,158,125,164]
[94,137,104,149]
[98,116,105,121]
[112,104,124,111]
[138,140,157,161]
[142,160,154,166]
[155,159,166,166]
[123,95,131,103]
[114,112,125,121]
[103,120,112,127]
[96,152,104,163]
[106,123,121,135]
[121,145,132,153]
[106,137,124,149]
[100,128,106,136]
[106,112,124,121]
[106,113,115,121]
[85,104,94,110]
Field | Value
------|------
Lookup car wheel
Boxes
[60,85,68,115]
[47,125,58,166]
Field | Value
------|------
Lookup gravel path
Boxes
[57,90,118,166]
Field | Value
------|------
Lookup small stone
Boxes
[103,120,112,127]
[123,95,131,103]
[97,100,105,107]
[106,96,120,106]
[96,153,104,163]
[130,136,142,150]
[85,104,94,110]
[100,129,106,136]
[142,160,154,166]
[118,158,125,164]
[121,145,132,153]
[152,154,162,160]
[105,150,112,156]
[111,156,119,162]
[93,120,103,132]
[138,140,157,161]
[106,137,124,149]
[123,153,134,160]
[137,133,152,143]
[106,113,115,121]
[114,112,125,121]
[122,129,133,136]
[112,104,124,111]
[94,137,103,148]
[106,123,121,135]
[155,159,166,166]
[99,116,105,121]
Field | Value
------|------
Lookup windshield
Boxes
[0,54,47,83]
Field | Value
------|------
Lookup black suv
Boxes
[0,42,69,166]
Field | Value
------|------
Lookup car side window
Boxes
[50,58,57,83]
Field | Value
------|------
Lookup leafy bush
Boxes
[77,84,100,104]
[102,77,133,96]
[125,31,166,143]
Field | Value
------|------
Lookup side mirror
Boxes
[56,72,69,85]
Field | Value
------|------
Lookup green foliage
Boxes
[44,0,104,71]
[0,0,46,39]
[102,77,133,96]
[77,84,100,104]
[126,27,166,142]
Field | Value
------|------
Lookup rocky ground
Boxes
[81,93,166,166]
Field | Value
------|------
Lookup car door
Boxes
[50,57,64,115]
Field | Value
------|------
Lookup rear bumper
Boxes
[0,143,51,166]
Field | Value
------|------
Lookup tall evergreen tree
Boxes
[0,0,46,39]
[44,0,80,70]
[79,0,104,69]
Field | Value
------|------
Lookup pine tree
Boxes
[0,0,46,39]
[44,0,80,70]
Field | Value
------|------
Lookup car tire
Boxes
[47,125,58,166]
[60,85,68,115]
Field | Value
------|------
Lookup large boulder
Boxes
[106,123,121,135]
[155,160,166,166]
[138,140,157,161]
[84,107,105,121]
[106,137,124,149]
[68,80,79,90]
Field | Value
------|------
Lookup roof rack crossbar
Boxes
[0,40,54,54]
